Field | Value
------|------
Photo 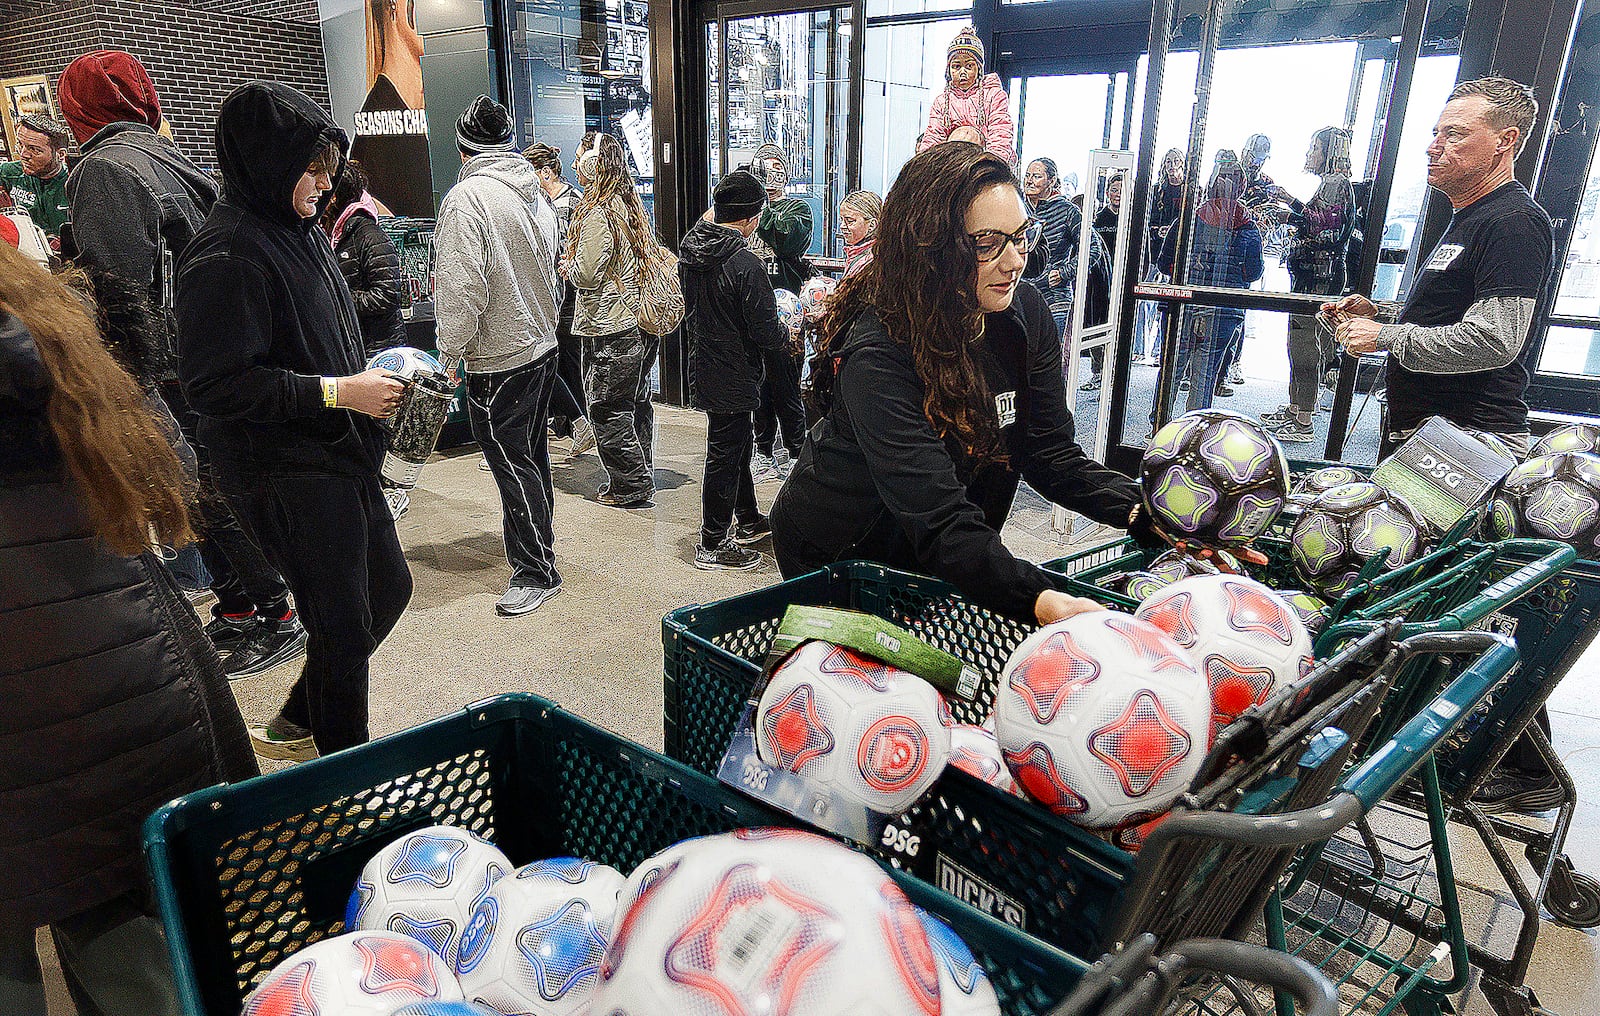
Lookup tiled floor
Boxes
[36,405,1599,1014]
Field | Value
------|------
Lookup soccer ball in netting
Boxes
[1294,465,1366,497]
[1141,410,1290,547]
[774,288,802,334]
[917,908,1000,1016]
[591,828,942,1015]
[992,612,1210,828]
[799,275,838,322]
[1531,424,1600,458]
[243,931,464,1015]
[454,857,628,1015]
[1135,575,1313,737]
[1289,482,1431,598]
[755,640,952,814]
[1487,452,1600,557]
[368,346,445,379]
[346,825,512,967]
[948,724,1017,795]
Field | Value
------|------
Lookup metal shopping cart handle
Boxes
[1046,935,1337,1016]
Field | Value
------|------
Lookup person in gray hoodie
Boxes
[434,96,565,617]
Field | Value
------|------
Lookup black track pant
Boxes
[702,411,761,547]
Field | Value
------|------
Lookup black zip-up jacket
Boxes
[770,283,1141,623]
[679,217,788,414]
[334,209,408,356]
[65,122,218,383]
[176,82,383,480]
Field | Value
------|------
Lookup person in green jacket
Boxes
[751,142,814,292]
[748,143,812,479]
[0,114,71,244]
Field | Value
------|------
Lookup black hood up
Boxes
[680,218,753,270]
[216,81,348,230]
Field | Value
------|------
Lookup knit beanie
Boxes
[57,50,162,146]
[456,95,515,155]
[946,27,984,75]
[714,170,767,222]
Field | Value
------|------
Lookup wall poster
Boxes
[1,75,57,159]
[349,0,434,217]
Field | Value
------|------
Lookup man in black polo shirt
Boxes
[1330,77,1560,814]
[1329,76,1552,459]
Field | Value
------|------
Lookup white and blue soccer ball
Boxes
[917,909,1000,1016]
[368,346,445,379]
[454,857,628,1016]
[591,828,943,1015]
[347,825,512,968]
[242,931,464,1015]
[774,289,803,334]
[386,1003,501,1015]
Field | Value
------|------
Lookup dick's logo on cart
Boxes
[936,855,1027,928]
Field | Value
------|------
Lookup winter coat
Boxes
[770,283,1141,623]
[65,122,218,383]
[679,218,788,413]
[755,196,814,294]
[1159,197,1264,291]
[1286,180,1355,293]
[175,81,383,481]
[843,237,876,278]
[330,194,407,357]
[917,72,1017,164]
[0,312,257,931]
[1031,194,1111,324]
[569,193,642,337]
[434,154,561,372]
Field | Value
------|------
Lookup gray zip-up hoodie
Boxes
[434,153,561,374]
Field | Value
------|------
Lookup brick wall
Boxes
[0,0,329,170]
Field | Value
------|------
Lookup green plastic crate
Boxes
[143,693,1086,1016]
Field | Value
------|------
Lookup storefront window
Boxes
[860,16,968,209]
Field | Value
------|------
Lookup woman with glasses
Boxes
[770,144,1162,625]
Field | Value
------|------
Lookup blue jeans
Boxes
[1166,306,1245,417]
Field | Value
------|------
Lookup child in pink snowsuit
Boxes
[917,27,1016,165]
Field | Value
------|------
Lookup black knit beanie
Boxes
[714,170,767,222]
[457,95,515,155]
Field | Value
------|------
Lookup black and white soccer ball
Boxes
[1530,424,1600,459]
[1141,410,1290,547]
[1289,482,1431,598]
[1488,452,1600,557]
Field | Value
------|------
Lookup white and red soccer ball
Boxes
[242,931,463,1015]
[948,724,1018,796]
[799,275,838,322]
[1136,574,1313,737]
[993,612,1211,829]
[755,640,952,814]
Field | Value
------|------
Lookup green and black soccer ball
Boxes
[1289,482,1431,598]
[1488,452,1600,557]
[1530,423,1600,459]
[1142,410,1290,547]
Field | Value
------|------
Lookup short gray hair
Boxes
[1449,77,1538,154]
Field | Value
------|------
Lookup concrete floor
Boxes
[39,405,1599,1014]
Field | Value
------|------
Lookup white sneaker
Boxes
[384,487,410,520]
[751,452,781,484]
[567,418,597,461]
[496,582,562,616]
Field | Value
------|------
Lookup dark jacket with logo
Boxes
[176,82,383,481]
[770,282,1141,622]
[333,206,407,356]
[65,122,218,383]
[679,217,788,414]
[0,312,257,930]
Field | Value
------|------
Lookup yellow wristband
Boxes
[321,377,339,408]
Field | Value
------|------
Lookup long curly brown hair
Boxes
[809,144,1017,461]
[0,244,193,554]
[563,133,652,269]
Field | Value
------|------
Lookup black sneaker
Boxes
[694,541,761,571]
[1471,772,1565,815]
[203,612,257,654]
[225,614,309,680]
[596,488,656,509]
[733,516,772,546]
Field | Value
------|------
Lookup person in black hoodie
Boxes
[176,81,412,762]
[322,159,407,356]
[771,145,1163,625]
[680,170,789,571]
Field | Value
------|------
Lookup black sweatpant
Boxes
[548,289,587,433]
[158,382,290,618]
[702,411,761,548]
[221,470,412,754]
[582,328,658,501]
[467,353,561,590]
[755,348,805,458]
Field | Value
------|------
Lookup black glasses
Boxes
[970,219,1044,263]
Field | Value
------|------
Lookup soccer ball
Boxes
[454,857,628,1016]
[1488,452,1600,556]
[948,724,1017,795]
[368,346,445,379]
[774,288,803,334]
[347,825,513,967]
[1135,575,1313,737]
[1141,410,1291,546]
[591,828,941,1015]
[799,275,838,322]
[1276,589,1332,636]
[243,931,464,1015]
[1466,429,1517,461]
[1531,424,1600,458]
[917,909,1000,1016]
[755,640,952,814]
[388,1004,502,1015]
[1295,465,1366,497]
[992,612,1211,828]
[1289,482,1430,598]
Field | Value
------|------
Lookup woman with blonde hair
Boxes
[0,243,256,1014]
[839,189,882,277]
[565,133,658,508]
